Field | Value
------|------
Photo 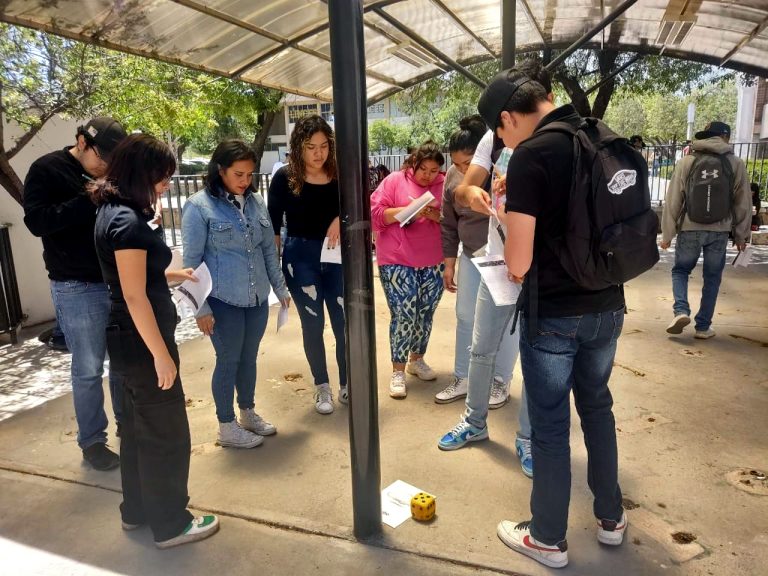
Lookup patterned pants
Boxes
[379,264,444,364]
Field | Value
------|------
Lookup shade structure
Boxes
[1,1,766,105]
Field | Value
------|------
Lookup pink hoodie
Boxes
[370,169,445,267]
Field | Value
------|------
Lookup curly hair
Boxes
[287,114,337,195]
[401,140,444,174]
[89,133,176,212]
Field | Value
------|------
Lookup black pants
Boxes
[107,307,193,542]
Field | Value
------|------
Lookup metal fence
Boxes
[159,143,767,247]
[0,225,23,344]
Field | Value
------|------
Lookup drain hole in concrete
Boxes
[672,531,697,544]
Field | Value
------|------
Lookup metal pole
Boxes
[544,0,638,72]
[502,0,516,69]
[327,0,382,541]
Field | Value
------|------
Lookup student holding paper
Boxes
[370,140,446,398]
[183,140,290,448]
[268,115,347,415]
[92,134,219,549]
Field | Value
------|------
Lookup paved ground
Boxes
[0,241,766,576]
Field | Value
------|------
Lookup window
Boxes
[320,102,334,121]
[288,103,318,122]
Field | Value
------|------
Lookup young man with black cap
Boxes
[24,117,128,471]
[477,69,627,569]
[661,121,751,339]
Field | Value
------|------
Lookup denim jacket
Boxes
[182,186,289,317]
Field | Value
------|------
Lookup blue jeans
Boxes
[520,309,624,545]
[209,298,270,423]
[50,280,123,449]
[282,237,346,388]
[463,274,530,439]
[671,230,729,331]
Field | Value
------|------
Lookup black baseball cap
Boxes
[477,69,534,130]
[629,135,646,148]
[695,121,730,140]
[81,117,127,157]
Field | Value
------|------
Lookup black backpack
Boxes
[684,152,734,224]
[537,118,660,290]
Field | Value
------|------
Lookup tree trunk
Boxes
[591,50,620,119]
[252,109,278,173]
[555,72,592,117]
[0,150,24,205]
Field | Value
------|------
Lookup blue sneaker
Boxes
[515,437,533,478]
[438,421,488,451]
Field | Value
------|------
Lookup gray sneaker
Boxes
[434,376,468,404]
[314,383,334,414]
[339,387,349,405]
[218,420,263,448]
[489,377,509,409]
[239,408,277,436]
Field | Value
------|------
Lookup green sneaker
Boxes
[155,515,220,549]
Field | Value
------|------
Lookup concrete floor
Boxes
[0,243,766,576]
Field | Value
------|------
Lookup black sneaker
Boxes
[83,443,120,471]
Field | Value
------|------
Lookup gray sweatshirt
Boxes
[661,137,752,245]
[440,164,490,257]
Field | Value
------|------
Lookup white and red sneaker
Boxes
[597,511,628,546]
[497,520,568,568]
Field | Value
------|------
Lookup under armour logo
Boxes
[701,169,719,179]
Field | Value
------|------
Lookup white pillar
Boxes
[735,76,757,145]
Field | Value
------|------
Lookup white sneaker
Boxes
[666,314,691,334]
[406,358,437,381]
[389,371,407,398]
[156,515,219,549]
[489,377,509,409]
[497,520,568,568]
[218,420,263,448]
[597,512,628,546]
[339,387,349,405]
[239,408,277,436]
[694,328,716,339]
[314,383,334,414]
[434,376,468,404]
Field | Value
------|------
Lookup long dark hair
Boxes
[287,114,337,195]
[401,140,444,174]
[89,133,176,211]
[448,115,487,154]
[205,140,257,194]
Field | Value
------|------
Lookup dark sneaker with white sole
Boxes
[155,515,219,549]
[82,443,120,471]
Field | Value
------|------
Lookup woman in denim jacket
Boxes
[182,140,290,449]
[268,115,346,415]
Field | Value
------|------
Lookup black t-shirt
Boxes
[267,167,340,240]
[22,148,103,282]
[505,104,624,317]
[94,201,175,321]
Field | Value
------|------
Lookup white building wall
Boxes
[1,116,79,326]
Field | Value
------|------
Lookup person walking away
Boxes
[660,121,751,339]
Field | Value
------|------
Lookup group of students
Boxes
[23,56,675,566]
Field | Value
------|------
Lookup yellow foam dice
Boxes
[410,492,436,521]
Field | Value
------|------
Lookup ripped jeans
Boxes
[282,237,347,389]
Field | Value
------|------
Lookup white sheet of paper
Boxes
[732,246,752,268]
[381,480,424,528]
[168,248,183,272]
[320,237,342,264]
[147,220,160,231]
[394,191,435,227]
[471,254,522,306]
[172,262,212,318]
[276,305,289,332]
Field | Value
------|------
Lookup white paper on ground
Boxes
[172,262,212,319]
[320,237,342,264]
[732,246,753,267]
[394,191,435,227]
[276,305,289,332]
[471,254,522,306]
[381,480,424,528]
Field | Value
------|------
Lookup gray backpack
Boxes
[684,152,734,224]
